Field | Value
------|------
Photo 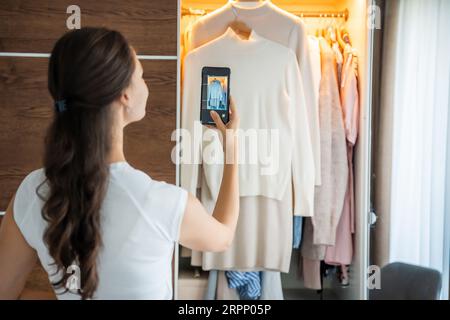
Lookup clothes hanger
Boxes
[336,26,347,51]
[341,28,352,46]
[325,23,333,45]
[329,25,337,43]
[321,16,329,39]
[316,15,325,38]
[229,19,252,40]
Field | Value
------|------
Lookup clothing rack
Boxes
[181,7,349,21]
[293,9,349,21]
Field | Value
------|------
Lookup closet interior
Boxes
[176,0,374,300]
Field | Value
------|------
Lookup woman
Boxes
[0,28,239,299]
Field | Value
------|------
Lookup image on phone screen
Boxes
[206,76,228,111]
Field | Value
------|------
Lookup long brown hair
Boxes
[37,27,135,299]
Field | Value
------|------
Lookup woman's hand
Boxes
[209,97,239,154]
[209,97,239,132]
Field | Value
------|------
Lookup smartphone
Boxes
[200,67,231,125]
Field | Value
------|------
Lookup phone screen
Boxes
[201,67,230,125]
[207,75,228,111]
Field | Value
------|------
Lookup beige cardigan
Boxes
[305,38,348,248]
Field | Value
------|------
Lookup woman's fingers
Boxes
[229,97,236,115]
[210,110,226,131]
[227,97,239,129]
[208,96,239,134]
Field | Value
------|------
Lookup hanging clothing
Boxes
[293,36,323,249]
[340,44,359,150]
[302,257,323,291]
[182,28,314,272]
[181,14,202,60]
[181,14,204,84]
[185,0,321,186]
[325,44,360,266]
[301,218,326,261]
[292,216,303,249]
[300,218,326,290]
[312,38,348,246]
[191,166,294,273]
[217,271,240,300]
[260,271,284,300]
[332,41,344,84]
[181,27,315,218]
[206,270,284,300]
[180,0,319,263]
[205,270,219,300]
[225,271,262,300]
[309,36,322,107]
[301,38,348,290]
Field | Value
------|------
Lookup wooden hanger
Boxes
[337,26,347,50]
[336,27,352,51]
[324,25,334,45]
[341,28,352,46]
[229,19,252,40]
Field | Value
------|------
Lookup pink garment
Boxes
[325,146,354,265]
[311,38,348,246]
[301,39,348,289]
[301,218,325,289]
[302,258,322,290]
[325,44,359,266]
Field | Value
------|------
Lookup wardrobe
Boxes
[175,0,378,300]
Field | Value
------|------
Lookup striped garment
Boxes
[225,271,262,300]
[293,216,303,249]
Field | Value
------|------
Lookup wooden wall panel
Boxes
[0,57,51,210]
[0,57,177,299]
[19,263,56,300]
[0,216,56,299]
[124,60,177,184]
[0,57,177,207]
[0,0,177,55]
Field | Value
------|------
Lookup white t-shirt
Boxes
[13,161,188,299]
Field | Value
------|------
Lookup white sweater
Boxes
[181,28,315,217]
[185,0,321,185]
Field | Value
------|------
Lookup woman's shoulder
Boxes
[111,162,186,195]
[16,168,47,196]
[13,168,48,242]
